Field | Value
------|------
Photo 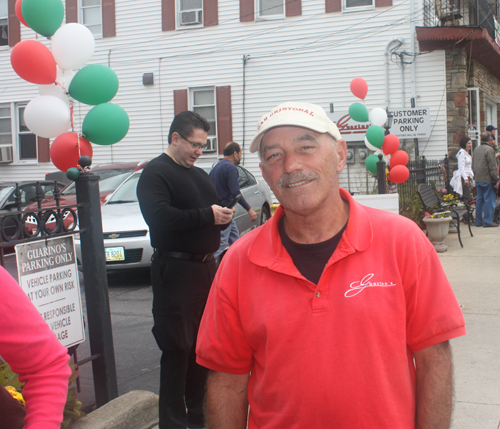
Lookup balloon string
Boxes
[70,100,75,131]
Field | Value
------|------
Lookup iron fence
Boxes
[423,0,497,39]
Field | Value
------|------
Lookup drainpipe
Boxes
[410,0,420,156]
[385,38,404,110]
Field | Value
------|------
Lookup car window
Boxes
[237,166,256,189]
[108,174,140,203]
[0,186,14,202]
[61,167,135,195]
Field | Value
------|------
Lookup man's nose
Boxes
[282,152,300,173]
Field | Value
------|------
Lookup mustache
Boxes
[277,171,319,188]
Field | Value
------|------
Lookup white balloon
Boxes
[51,23,95,70]
[38,68,75,103]
[24,96,71,139]
[364,136,380,152]
[369,107,388,127]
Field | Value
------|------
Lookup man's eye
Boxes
[266,153,279,161]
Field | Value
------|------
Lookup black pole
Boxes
[75,172,118,407]
[377,154,387,194]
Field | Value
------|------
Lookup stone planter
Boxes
[423,217,451,253]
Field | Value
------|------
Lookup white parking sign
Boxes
[15,236,85,348]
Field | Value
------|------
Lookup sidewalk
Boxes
[437,224,500,428]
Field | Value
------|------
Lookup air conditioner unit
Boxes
[180,10,202,25]
[204,137,217,152]
[0,146,13,163]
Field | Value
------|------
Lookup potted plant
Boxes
[422,210,452,252]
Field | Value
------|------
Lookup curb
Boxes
[71,390,158,429]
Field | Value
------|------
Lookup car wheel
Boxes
[260,206,271,226]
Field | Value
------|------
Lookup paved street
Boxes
[3,223,500,427]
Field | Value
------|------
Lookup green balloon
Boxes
[66,167,81,181]
[69,65,119,106]
[366,125,385,148]
[348,103,369,123]
[365,154,380,174]
[82,103,130,146]
[22,0,64,37]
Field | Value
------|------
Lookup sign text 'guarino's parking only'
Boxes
[16,236,85,348]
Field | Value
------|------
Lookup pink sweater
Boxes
[0,267,71,429]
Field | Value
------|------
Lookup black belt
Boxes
[160,250,214,262]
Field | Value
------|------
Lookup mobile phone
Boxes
[228,194,241,208]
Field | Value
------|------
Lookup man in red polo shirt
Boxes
[196,102,466,428]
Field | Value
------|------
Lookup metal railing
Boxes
[423,0,497,39]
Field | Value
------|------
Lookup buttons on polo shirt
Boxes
[315,292,321,298]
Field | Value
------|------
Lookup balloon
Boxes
[15,0,29,27]
[66,167,82,181]
[350,77,368,100]
[388,165,410,183]
[24,96,71,139]
[369,107,388,127]
[389,150,409,168]
[382,134,400,155]
[365,125,385,149]
[82,103,130,145]
[69,65,119,105]
[364,136,379,152]
[21,0,64,37]
[365,154,381,175]
[51,23,95,70]
[11,40,57,84]
[39,68,74,103]
[348,103,368,123]
[50,132,93,172]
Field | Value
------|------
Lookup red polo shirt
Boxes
[197,189,466,428]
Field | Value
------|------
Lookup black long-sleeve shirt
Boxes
[137,153,224,254]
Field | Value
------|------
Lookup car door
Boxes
[235,166,262,236]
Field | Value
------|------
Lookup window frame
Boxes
[256,0,285,20]
[79,0,103,39]
[0,0,8,47]
[16,104,38,163]
[189,86,217,153]
[342,0,375,12]
[0,103,13,163]
[177,0,204,29]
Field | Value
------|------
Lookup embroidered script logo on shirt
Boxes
[345,273,396,298]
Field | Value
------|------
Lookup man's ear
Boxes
[335,139,348,173]
[171,132,181,147]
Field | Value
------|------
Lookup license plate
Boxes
[105,247,125,261]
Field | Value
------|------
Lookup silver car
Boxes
[76,165,273,271]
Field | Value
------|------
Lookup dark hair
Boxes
[168,111,210,144]
[223,142,241,156]
[459,136,471,149]
[480,131,491,143]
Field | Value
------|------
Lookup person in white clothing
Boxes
[451,136,474,200]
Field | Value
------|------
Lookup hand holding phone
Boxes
[228,194,241,208]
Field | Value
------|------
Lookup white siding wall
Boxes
[0,0,448,190]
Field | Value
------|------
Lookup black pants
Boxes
[151,251,216,429]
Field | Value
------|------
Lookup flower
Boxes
[424,211,451,219]
[5,386,25,406]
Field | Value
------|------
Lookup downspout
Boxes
[410,0,420,156]
[242,55,250,165]
[385,38,404,110]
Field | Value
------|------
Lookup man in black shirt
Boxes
[137,111,233,429]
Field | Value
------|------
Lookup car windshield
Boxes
[61,167,135,195]
[107,174,140,204]
[0,185,14,201]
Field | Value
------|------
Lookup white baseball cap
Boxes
[249,101,342,154]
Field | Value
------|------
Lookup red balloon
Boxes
[11,40,57,85]
[50,132,93,172]
[350,77,368,100]
[388,165,410,184]
[15,0,29,27]
[382,134,400,155]
[389,150,409,168]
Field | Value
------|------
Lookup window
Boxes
[237,166,257,189]
[80,0,102,37]
[257,0,284,18]
[190,87,217,152]
[0,0,8,46]
[343,0,374,11]
[0,104,12,163]
[17,105,37,161]
[178,0,203,26]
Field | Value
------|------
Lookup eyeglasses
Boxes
[177,133,208,151]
